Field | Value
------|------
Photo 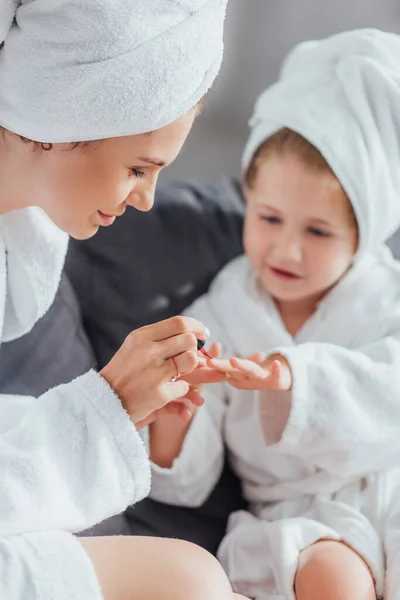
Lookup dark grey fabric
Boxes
[69,177,247,553]
[0,177,247,554]
[0,275,96,396]
[388,229,400,258]
[66,177,245,369]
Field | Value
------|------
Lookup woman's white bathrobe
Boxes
[149,252,400,600]
[0,208,150,599]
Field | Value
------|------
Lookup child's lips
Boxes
[269,266,301,280]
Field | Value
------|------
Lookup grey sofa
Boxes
[3,176,399,553]
[0,177,247,554]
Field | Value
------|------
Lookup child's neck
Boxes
[274,295,321,337]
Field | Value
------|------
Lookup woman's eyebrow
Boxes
[138,157,166,167]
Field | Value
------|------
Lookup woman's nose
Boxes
[126,176,158,212]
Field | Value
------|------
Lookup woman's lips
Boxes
[269,266,301,280]
[97,211,117,226]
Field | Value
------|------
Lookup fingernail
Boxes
[205,327,211,338]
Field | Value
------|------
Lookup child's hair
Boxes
[245,127,357,227]
[246,128,338,188]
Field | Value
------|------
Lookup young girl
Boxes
[148,29,400,600]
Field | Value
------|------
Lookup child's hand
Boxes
[207,353,293,391]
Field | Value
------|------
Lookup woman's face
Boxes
[19,110,196,239]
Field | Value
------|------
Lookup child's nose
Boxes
[274,232,302,262]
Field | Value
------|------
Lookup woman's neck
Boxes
[0,131,34,214]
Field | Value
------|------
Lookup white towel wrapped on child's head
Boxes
[242,29,400,260]
[0,0,227,142]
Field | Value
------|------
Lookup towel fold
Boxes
[0,0,227,143]
[0,208,68,342]
[242,29,400,260]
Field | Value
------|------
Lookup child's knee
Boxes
[294,540,375,600]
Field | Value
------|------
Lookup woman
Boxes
[0,1,247,599]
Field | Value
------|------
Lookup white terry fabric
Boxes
[0,0,227,143]
[149,253,400,599]
[242,29,400,260]
[0,207,68,341]
[0,207,151,598]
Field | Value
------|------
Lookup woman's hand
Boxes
[100,316,210,425]
[207,353,293,391]
[136,342,224,429]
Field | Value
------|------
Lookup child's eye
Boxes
[261,215,281,224]
[128,167,146,179]
[308,226,330,238]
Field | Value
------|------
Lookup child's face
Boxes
[244,153,358,307]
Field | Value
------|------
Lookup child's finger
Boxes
[207,357,238,374]
[268,359,282,388]
[208,342,222,359]
[230,357,268,379]
[246,352,267,364]
[183,366,227,385]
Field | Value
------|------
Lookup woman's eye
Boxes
[308,226,330,238]
[129,167,146,179]
[261,215,281,224]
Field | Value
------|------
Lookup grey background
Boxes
[163,0,400,181]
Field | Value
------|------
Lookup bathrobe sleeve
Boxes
[149,382,228,507]
[263,333,400,477]
[148,291,232,507]
[0,369,150,537]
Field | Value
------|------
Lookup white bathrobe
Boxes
[0,208,151,599]
[149,30,400,600]
[149,251,400,600]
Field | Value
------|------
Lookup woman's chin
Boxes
[68,222,100,240]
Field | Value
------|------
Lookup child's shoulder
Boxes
[209,254,253,291]
[348,247,400,322]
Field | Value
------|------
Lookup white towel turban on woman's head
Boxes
[0,0,227,143]
[242,29,400,260]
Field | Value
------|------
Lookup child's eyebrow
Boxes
[255,202,281,212]
[310,217,332,226]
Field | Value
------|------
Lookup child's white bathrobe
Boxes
[149,30,400,600]
[150,251,400,600]
[0,208,151,599]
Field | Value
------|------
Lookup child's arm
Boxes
[149,404,196,468]
[146,293,232,508]
[210,335,400,477]
[146,382,228,507]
